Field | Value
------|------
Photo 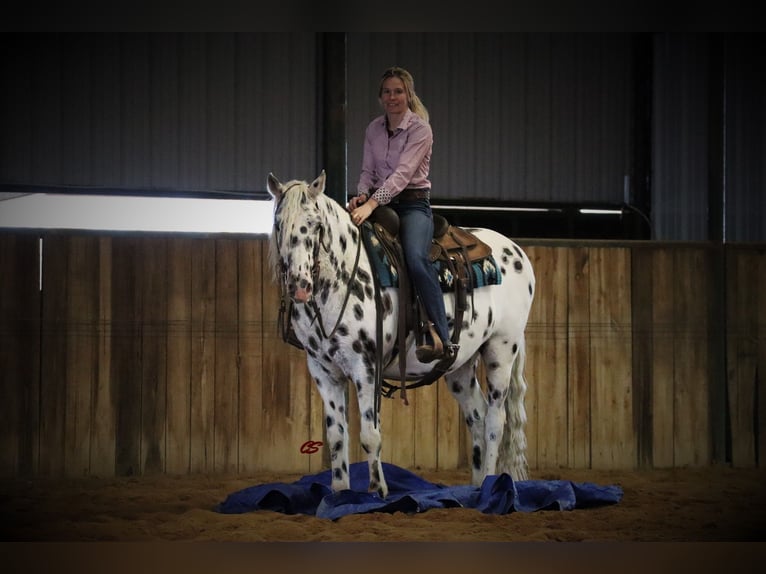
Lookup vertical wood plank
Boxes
[214,239,239,473]
[630,245,655,468]
[413,378,439,471]
[39,235,68,476]
[112,237,142,476]
[589,247,635,469]
[257,246,282,470]
[139,237,167,474]
[436,375,462,470]
[166,238,192,474]
[727,248,759,467]
[287,343,313,473]
[525,245,576,470]
[0,234,41,477]
[389,389,416,470]
[529,246,569,469]
[189,238,216,473]
[90,237,115,477]
[651,248,675,467]
[64,236,98,477]
[379,392,395,466]
[672,248,711,466]
[567,246,592,469]
[523,246,543,470]
[237,238,264,474]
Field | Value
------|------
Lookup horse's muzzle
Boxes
[292,286,311,303]
[287,276,313,303]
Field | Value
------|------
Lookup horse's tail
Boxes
[497,337,529,480]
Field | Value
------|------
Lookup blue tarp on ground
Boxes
[215,462,623,520]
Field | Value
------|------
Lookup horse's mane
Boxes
[267,179,349,281]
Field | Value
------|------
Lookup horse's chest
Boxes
[293,289,399,362]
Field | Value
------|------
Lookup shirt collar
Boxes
[381,108,416,132]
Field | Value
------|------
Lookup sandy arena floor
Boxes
[2,465,766,542]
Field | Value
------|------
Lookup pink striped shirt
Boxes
[356,109,432,205]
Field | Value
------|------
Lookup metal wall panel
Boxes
[346,33,635,205]
[646,33,765,242]
[651,34,712,241]
[0,33,318,196]
[3,33,760,241]
[725,35,766,243]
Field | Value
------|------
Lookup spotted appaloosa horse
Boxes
[267,171,535,498]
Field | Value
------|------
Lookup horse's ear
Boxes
[307,170,326,199]
[267,173,282,200]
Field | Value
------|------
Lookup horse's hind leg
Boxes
[444,356,489,486]
[482,337,528,481]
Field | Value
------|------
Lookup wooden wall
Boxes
[1,232,764,477]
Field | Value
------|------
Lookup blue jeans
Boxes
[390,198,451,345]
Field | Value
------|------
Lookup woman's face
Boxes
[380,76,408,115]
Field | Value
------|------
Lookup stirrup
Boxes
[415,343,443,363]
[416,341,460,364]
[415,322,445,363]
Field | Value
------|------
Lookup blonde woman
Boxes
[348,66,456,363]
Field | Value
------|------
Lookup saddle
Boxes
[363,205,492,405]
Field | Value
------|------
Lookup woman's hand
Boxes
[350,197,379,226]
[347,193,368,211]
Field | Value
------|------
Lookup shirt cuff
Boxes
[370,187,393,205]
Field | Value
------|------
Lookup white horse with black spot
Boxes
[267,171,535,498]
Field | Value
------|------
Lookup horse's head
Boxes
[267,171,327,303]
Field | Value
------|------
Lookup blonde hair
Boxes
[378,66,429,123]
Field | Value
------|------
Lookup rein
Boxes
[306,225,363,340]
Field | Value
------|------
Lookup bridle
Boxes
[275,188,363,345]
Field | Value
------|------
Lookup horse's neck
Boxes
[317,197,369,280]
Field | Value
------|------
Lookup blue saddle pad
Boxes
[363,225,502,291]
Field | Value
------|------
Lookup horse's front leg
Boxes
[311,370,351,492]
[353,372,388,498]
